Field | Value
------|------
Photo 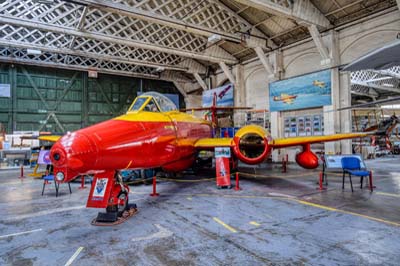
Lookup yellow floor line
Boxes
[376,192,400,198]
[293,199,400,227]
[249,221,260,226]
[213,217,237,233]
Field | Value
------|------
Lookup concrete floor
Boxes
[1,157,400,266]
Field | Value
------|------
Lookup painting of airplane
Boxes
[313,80,326,88]
[40,92,367,219]
[273,94,297,104]
[203,84,234,107]
[218,85,232,99]
[269,69,332,112]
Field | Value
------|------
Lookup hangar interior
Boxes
[1,0,400,265]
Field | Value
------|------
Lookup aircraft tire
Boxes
[117,192,128,215]
[106,191,128,216]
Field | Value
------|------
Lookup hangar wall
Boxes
[214,10,400,160]
[0,64,180,133]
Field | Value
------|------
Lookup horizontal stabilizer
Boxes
[38,135,62,142]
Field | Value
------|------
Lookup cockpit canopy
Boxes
[128,92,178,113]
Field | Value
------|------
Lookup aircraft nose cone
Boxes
[50,132,98,171]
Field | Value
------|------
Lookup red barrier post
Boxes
[19,165,25,179]
[369,171,374,192]
[79,175,87,189]
[44,169,51,184]
[318,172,326,190]
[150,176,159,197]
[282,158,287,173]
[234,172,241,191]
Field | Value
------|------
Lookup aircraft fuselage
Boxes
[50,111,212,182]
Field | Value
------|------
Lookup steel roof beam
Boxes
[0,39,187,72]
[0,15,237,64]
[231,0,331,28]
[193,73,208,91]
[352,80,400,94]
[0,56,159,80]
[69,0,244,43]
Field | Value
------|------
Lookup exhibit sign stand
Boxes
[215,147,231,188]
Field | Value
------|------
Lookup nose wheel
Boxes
[91,172,138,226]
[106,191,128,215]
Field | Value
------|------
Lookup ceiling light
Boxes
[208,34,222,43]
[382,83,394,87]
[27,49,42,55]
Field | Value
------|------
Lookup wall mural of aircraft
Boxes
[313,80,326,88]
[273,94,297,104]
[40,92,368,220]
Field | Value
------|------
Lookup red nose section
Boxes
[50,132,98,181]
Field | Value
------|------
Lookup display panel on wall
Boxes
[284,115,324,137]
[202,84,233,107]
[269,70,331,112]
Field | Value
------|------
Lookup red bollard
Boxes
[79,175,87,189]
[369,171,374,192]
[150,176,159,197]
[318,172,326,190]
[44,169,51,184]
[234,172,241,191]
[19,165,25,179]
[281,158,287,173]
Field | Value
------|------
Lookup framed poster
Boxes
[269,70,332,112]
[203,84,234,107]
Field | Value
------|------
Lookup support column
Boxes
[82,72,88,128]
[340,71,352,154]
[9,65,17,133]
[271,111,282,162]
[234,64,245,126]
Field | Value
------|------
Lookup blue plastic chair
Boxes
[41,174,72,197]
[341,157,372,192]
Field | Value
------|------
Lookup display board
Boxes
[203,84,234,107]
[284,115,323,137]
[37,150,51,165]
[269,69,332,112]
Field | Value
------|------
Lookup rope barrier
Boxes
[156,177,215,183]
[121,170,358,186]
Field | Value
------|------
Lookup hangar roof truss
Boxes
[0,0,396,90]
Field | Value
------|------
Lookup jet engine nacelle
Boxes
[295,144,319,169]
[232,125,271,165]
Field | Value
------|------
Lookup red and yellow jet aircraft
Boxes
[41,92,367,215]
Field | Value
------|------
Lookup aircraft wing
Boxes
[194,138,233,149]
[38,135,62,142]
[283,99,293,104]
[270,133,369,148]
[181,106,252,112]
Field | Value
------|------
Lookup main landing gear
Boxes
[91,171,138,226]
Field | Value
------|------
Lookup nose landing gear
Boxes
[89,171,138,226]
